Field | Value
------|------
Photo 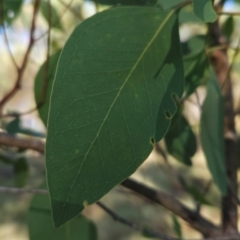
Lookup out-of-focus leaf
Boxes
[181,35,206,56]
[158,0,185,9]
[46,7,184,227]
[172,215,182,239]
[186,185,212,205]
[34,51,61,127]
[6,117,21,135]
[192,0,217,23]
[179,5,202,24]
[0,152,15,165]
[165,113,196,166]
[88,0,157,6]
[14,157,29,187]
[184,51,208,96]
[28,183,97,240]
[200,68,227,195]
[40,1,62,30]
[6,117,45,137]
[222,16,234,40]
[1,0,23,24]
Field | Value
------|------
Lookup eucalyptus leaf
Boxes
[165,113,196,166]
[28,184,97,240]
[222,16,234,40]
[172,215,182,239]
[34,51,61,127]
[46,7,184,227]
[185,184,211,205]
[200,68,227,195]
[6,117,21,135]
[14,157,29,187]
[192,0,217,23]
[184,51,208,96]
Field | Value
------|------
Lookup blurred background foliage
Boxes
[0,0,240,239]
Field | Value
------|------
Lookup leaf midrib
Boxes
[57,9,175,226]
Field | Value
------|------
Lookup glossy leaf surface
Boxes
[192,0,217,23]
[200,68,227,195]
[46,7,184,227]
[28,184,97,240]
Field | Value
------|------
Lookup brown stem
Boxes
[0,0,41,113]
[96,201,178,240]
[0,132,44,153]
[121,178,221,237]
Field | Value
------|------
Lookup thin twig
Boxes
[0,132,44,153]
[218,11,240,16]
[58,0,83,20]
[96,201,178,240]
[121,178,221,237]
[0,186,48,194]
[0,0,41,113]
[0,0,19,70]
[34,0,75,42]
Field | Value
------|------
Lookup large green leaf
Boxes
[1,0,23,25]
[28,184,97,240]
[192,0,217,23]
[165,113,196,166]
[200,68,227,195]
[34,51,61,127]
[46,7,184,227]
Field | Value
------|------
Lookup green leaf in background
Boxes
[200,68,227,195]
[40,1,62,30]
[165,113,196,166]
[179,5,202,24]
[185,184,211,205]
[158,0,185,9]
[222,16,234,40]
[1,0,23,25]
[34,51,61,127]
[181,35,206,56]
[172,215,182,239]
[184,51,208,96]
[5,117,45,137]
[46,7,184,227]
[14,157,29,187]
[192,0,217,23]
[6,117,21,135]
[28,184,97,240]
[89,0,157,6]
